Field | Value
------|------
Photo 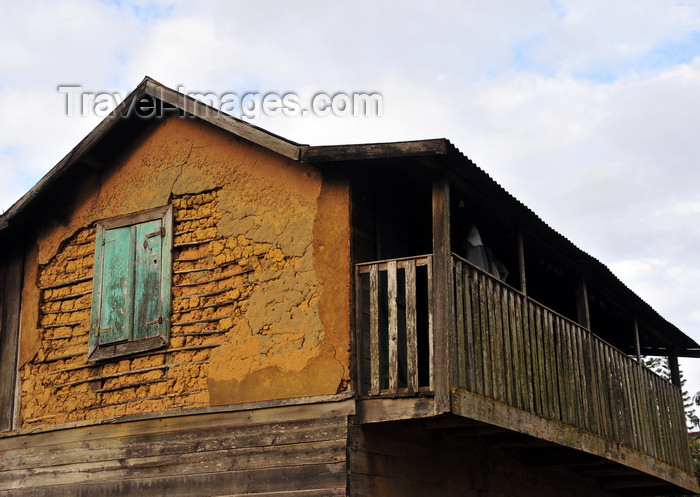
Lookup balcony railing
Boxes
[355,255,433,397]
[354,253,693,473]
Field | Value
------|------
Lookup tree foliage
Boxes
[643,357,699,430]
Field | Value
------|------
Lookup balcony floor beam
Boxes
[451,388,699,495]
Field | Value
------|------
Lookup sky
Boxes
[1,0,699,420]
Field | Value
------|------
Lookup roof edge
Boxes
[300,138,449,162]
[0,77,306,231]
[142,78,303,160]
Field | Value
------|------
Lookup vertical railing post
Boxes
[432,171,453,414]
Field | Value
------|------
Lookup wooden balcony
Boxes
[354,254,698,491]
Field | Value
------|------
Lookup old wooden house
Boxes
[0,77,698,496]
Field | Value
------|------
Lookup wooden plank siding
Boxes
[0,400,353,497]
[354,253,695,481]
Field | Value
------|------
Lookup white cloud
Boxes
[1,0,699,402]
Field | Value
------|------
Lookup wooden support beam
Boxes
[0,250,23,431]
[668,349,681,388]
[517,228,527,296]
[354,397,436,424]
[575,277,591,330]
[516,447,603,467]
[431,171,452,414]
[634,319,642,363]
[451,388,700,494]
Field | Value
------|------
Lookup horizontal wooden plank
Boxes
[0,400,354,496]
[0,439,346,490]
[300,139,448,162]
[0,417,347,472]
[356,255,431,273]
[0,397,354,448]
[354,397,436,424]
[0,462,347,497]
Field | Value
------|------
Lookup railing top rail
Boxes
[451,252,680,391]
[356,254,432,272]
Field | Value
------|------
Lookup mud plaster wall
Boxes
[18,115,351,427]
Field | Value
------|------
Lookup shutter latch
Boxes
[146,227,166,238]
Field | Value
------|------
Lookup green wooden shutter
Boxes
[95,224,136,345]
[133,219,165,340]
[90,205,172,360]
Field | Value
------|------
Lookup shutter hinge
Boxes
[145,316,163,326]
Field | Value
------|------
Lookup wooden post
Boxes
[634,319,642,363]
[0,249,24,431]
[668,349,681,388]
[518,228,527,296]
[575,277,591,330]
[432,171,453,414]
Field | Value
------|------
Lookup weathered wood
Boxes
[579,329,595,433]
[405,260,418,393]
[452,389,699,494]
[667,349,681,388]
[544,311,560,421]
[517,293,534,413]
[172,262,250,275]
[463,265,476,392]
[299,138,448,162]
[354,397,436,424]
[39,274,93,290]
[634,319,642,363]
[631,362,651,458]
[479,273,493,400]
[431,173,452,414]
[369,264,380,396]
[149,78,301,161]
[500,287,514,406]
[555,318,571,425]
[172,281,250,300]
[387,260,399,394]
[517,228,527,295]
[0,251,23,432]
[490,278,505,403]
[576,326,592,432]
[0,399,354,496]
[426,256,434,391]
[575,277,591,329]
[2,463,347,497]
[357,256,434,397]
[0,430,345,480]
[470,270,484,396]
[355,252,694,475]
[506,290,520,408]
[594,338,612,440]
[453,261,466,388]
[356,255,431,273]
[353,265,364,397]
[529,302,545,417]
